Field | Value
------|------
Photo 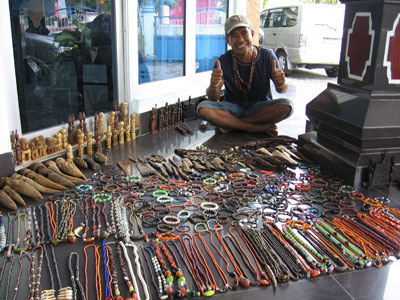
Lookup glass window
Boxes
[282,7,298,27]
[138,0,184,83]
[9,0,115,134]
[195,0,227,73]
[265,9,282,28]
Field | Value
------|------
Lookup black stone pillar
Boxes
[298,0,400,187]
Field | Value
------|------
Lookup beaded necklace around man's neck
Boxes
[232,46,257,102]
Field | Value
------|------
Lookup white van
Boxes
[259,3,345,77]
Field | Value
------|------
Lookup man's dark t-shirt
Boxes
[218,46,280,106]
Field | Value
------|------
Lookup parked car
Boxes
[259,3,345,77]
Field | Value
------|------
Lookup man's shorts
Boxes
[197,98,294,119]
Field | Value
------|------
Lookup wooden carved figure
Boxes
[98,112,104,138]
[106,130,112,150]
[125,124,131,142]
[164,102,169,128]
[151,105,157,133]
[67,114,76,145]
[109,111,116,133]
[130,114,136,140]
[86,131,93,156]
[158,107,164,131]
[119,121,125,144]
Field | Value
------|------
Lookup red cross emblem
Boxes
[384,14,400,84]
[345,13,375,81]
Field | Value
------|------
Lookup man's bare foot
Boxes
[265,124,278,136]
[218,127,234,134]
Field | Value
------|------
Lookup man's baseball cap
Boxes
[225,15,252,35]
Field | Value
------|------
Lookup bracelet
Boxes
[76,184,93,193]
[157,223,175,233]
[200,202,219,212]
[156,196,174,204]
[93,193,112,203]
[177,210,191,221]
[162,215,180,226]
[203,209,218,219]
[194,223,208,232]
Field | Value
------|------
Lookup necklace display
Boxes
[232,46,257,102]
[3,142,400,300]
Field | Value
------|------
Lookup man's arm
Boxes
[271,59,288,93]
[206,59,224,101]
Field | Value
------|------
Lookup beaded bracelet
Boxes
[194,222,208,232]
[215,215,229,224]
[162,215,180,226]
[176,224,191,233]
[100,174,113,183]
[152,203,168,212]
[105,184,119,193]
[142,216,161,227]
[203,178,217,185]
[339,185,356,194]
[76,184,93,193]
[93,186,105,194]
[157,224,175,233]
[156,196,174,204]
[152,190,168,198]
[207,219,220,231]
[177,210,191,221]
[93,193,113,203]
[200,202,219,212]
[189,213,207,224]
[203,209,218,219]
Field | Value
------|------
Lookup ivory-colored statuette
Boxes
[109,111,115,133]
[60,128,68,149]
[77,131,85,157]
[120,102,129,124]
[66,144,74,161]
[125,125,131,142]
[98,112,104,138]
[130,113,136,140]
[86,131,93,156]
[106,130,112,149]
[119,121,125,144]
[54,133,62,152]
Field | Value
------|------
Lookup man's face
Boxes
[226,27,254,56]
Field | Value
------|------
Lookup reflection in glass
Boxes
[195,0,227,73]
[138,0,184,84]
[9,1,115,133]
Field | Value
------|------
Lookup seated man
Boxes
[197,15,293,136]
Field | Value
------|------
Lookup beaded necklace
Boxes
[232,46,257,102]
[162,241,189,297]
[68,252,87,300]
[231,225,271,286]
[214,226,249,288]
[170,240,201,298]
[0,212,6,252]
[13,213,27,253]
[178,233,215,297]
[144,246,169,300]
[83,244,102,300]
[12,251,30,300]
[28,245,44,300]
[117,242,142,300]
[4,254,16,300]
[194,232,230,292]
[31,207,41,247]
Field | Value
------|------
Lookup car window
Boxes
[265,9,282,28]
[282,7,298,27]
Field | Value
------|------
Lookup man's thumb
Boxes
[272,59,277,71]
[215,59,221,69]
